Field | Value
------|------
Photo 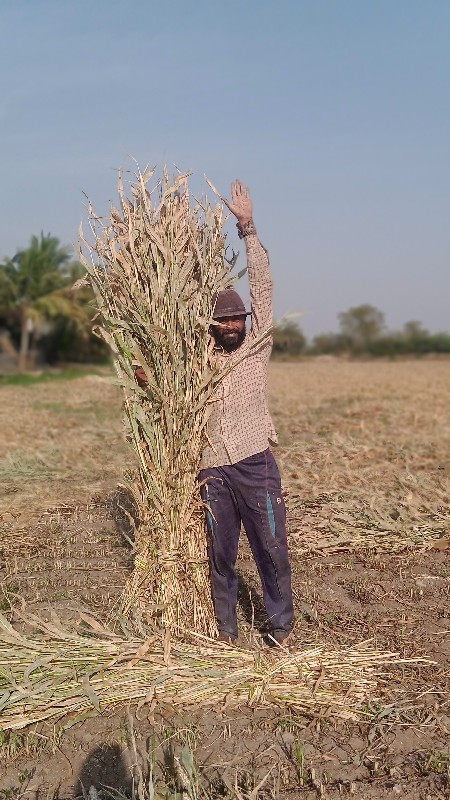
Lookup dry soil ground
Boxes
[0,360,449,799]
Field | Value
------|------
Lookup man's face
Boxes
[211,315,246,352]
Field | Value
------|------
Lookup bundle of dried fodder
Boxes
[79,166,267,636]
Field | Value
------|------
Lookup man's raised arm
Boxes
[221,180,273,337]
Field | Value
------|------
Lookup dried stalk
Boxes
[78,167,234,635]
[0,611,433,730]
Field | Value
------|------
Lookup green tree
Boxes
[310,331,347,355]
[400,320,430,353]
[338,304,385,354]
[0,234,88,370]
[272,318,306,356]
[402,320,428,341]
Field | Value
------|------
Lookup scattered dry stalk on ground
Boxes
[0,610,433,731]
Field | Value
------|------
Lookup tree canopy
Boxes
[0,234,99,369]
[338,304,385,353]
[272,318,306,356]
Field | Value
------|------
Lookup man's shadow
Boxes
[74,738,189,799]
[236,572,268,633]
[109,487,141,547]
[74,743,132,798]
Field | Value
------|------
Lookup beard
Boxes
[212,326,247,353]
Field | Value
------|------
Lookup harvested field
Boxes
[0,360,449,799]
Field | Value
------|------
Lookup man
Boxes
[198,180,294,645]
[136,180,294,646]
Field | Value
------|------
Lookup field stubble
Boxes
[0,360,449,799]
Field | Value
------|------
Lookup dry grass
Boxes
[0,374,124,530]
[270,360,450,554]
[2,361,447,557]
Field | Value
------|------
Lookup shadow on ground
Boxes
[74,743,132,798]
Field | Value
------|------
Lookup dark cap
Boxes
[212,288,249,320]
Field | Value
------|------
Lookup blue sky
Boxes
[1,1,449,338]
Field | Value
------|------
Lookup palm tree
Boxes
[0,233,88,370]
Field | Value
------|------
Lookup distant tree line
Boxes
[1,235,448,370]
[273,304,450,358]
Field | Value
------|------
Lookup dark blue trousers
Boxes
[199,449,294,639]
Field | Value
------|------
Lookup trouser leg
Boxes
[231,450,294,635]
[199,469,241,638]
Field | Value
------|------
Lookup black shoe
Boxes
[217,631,236,644]
[270,630,293,648]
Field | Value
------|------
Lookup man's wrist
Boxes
[236,218,257,239]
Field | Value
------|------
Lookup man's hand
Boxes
[221,180,253,225]
[134,366,149,389]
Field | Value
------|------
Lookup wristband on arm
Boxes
[237,219,257,239]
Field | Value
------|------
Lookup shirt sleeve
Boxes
[245,234,273,340]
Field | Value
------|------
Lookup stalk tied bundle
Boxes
[79,167,237,636]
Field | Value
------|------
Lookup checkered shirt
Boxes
[200,233,277,469]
